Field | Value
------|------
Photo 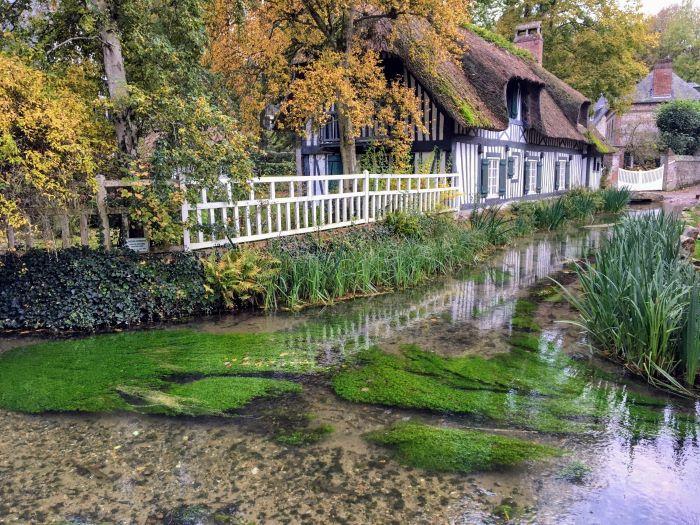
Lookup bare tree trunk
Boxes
[91,0,138,157]
[6,224,15,251]
[25,221,34,249]
[41,215,54,250]
[96,175,112,251]
[338,9,358,175]
[60,213,71,248]
[337,106,358,174]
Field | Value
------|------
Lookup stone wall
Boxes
[663,152,700,190]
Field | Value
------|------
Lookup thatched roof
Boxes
[370,18,602,145]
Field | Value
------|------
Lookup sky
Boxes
[639,0,682,14]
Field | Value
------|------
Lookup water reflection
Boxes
[269,227,604,362]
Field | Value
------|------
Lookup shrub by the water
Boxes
[0,247,215,331]
[563,212,700,395]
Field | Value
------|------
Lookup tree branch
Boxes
[47,35,102,56]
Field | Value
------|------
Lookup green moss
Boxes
[508,333,541,351]
[511,298,541,332]
[585,130,616,154]
[0,329,316,414]
[366,422,560,473]
[123,377,301,416]
[463,23,534,61]
[275,424,334,446]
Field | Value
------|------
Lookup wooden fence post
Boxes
[180,178,190,251]
[96,174,111,251]
[363,170,370,223]
[79,211,90,246]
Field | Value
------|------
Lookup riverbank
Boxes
[0,188,631,335]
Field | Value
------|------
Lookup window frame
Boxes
[507,82,522,122]
[510,152,522,181]
[556,158,568,191]
[526,158,538,194]
[487,156,500,198]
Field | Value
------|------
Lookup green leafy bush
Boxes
[0,247,215,332]
[384,211,423,238]
[657,100,700,155]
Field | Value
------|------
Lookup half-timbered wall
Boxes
[451,140,587,205]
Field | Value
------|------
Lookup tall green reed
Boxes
[561,212,700,396]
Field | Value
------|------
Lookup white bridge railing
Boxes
[182,171,459,250]
[617,166,664,191]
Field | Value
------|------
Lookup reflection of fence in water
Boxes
[286,230,603,361]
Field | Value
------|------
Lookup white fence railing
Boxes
[182,171,460,250]
[617,166,664,191]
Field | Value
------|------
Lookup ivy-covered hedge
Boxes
[0,247,216,332]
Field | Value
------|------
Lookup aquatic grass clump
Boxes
[533,199,567,231]
[0,329,318,413]
[560,188,601,222]
[469,205,515,245]
[598,187,631,214]
[563,212,700,395]
[366,422,560,473]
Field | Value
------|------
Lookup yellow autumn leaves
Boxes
[0,54,112,229]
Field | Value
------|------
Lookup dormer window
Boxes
[506,81,522,121]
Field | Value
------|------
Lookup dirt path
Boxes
[659,184,700,209]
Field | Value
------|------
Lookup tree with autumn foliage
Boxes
[0,53,112,237]
[495,0,656,111]
[647,1,700,84]
[207,0,470,174]
[2,0,254,245]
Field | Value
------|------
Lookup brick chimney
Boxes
[514,21,543,65]
[651,59,673,98]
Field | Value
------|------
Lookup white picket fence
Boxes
[182,171,460,250]
[617,166,665,191]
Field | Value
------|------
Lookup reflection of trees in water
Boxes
[290,229,603,363]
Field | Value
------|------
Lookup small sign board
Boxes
[125,237,150,253]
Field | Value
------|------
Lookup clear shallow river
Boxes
[1,223,699,525]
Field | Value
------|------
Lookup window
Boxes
[507,82,521,121]
[526,159,538,194]
[510,154,521,180]
[557,159,567,190]
[488,158,499,198]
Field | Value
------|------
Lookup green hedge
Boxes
[0,247,216,332]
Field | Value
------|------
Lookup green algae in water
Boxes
[332,343,698,435]
[275,424,334,446]
[366,422,560,473]
[122,377,302,416]
[0,329,318,414]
